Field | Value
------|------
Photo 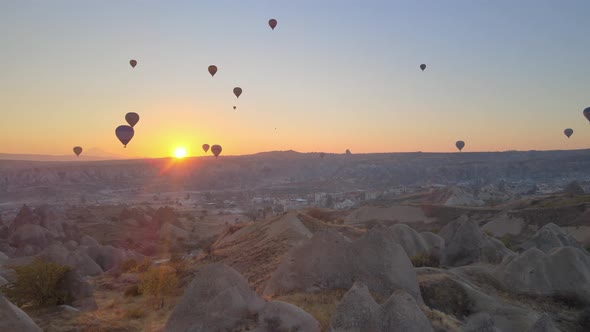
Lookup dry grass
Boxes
[422,305,461,332]
[276,289,347,331]
[25,264,185,332]
[69,289,177,332]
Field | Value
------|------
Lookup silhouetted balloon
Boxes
[208,65,217,77]
[73,146,83,157]
[584,107,590,122]
[129,60,137,68]
[211,145,222,158]
[269,19,277,30]
[345,149,351,155]
[115,125,134,148]
[233,87,242,98]
[233,106,237,110]
[202,144,210,153]
[125,112,140,128]
[420,64,426,71]
[564,128,574,138]
[456,141,465,152]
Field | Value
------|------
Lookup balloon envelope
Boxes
[456,141,465,151]
[269,19,277,30]
[129,59,137,68]
[420,64,426,71]
[208,65,217,77]
[233,87,242,98]
[233,106,237,110]
[211,145,222,158]
[125,112,140,128]
[564,128,574,138]
[115,125,135,148]
[202,144,210,153]
[73,146,83,157]
[584,107,590,122]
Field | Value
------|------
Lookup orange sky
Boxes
[1,1,590,158]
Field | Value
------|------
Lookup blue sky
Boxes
[1,0,589,157]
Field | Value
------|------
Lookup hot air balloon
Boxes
[211,145,222,158]
[584,107,590,123]
[233,106,237,110]
[202,144,210,153]
[125,112,140,128]
[345,149,351,155]
[208,65,218,77]
[115,125,135,148]
[564,128,574,138]
[456,141,465,152]
[233,87,242,98]
[73,146,83,157]
[129,59,137,68]
[269,19,277,30]
[420,64,426,71]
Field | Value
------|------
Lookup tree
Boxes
[244,209,258,221]
[0,258,71,307]
[139,266,178,300]
[325,194,334,208]
[564,181,585,197]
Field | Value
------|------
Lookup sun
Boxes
[173,147,188,159]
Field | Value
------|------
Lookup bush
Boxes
[564,181,585,197]
[169,260,190,279]
[138,266,178,298]
[120,259,138,273]
[500,235,515,250]
[124,306,146,319]
[124,284,141,297]
[0,258,71,307]
[410,253,440,268]
[197,237,216,256]
[306,208,334,222]
[169,253,183,263]
[133,258,152,273]
[579,308,590,330]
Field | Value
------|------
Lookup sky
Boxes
[1,0,590,158]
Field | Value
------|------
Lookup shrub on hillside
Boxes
[579,308,590,330]
[124,306,146,319]
[0,258,71,307]
[120,259,138,273]
[138,266,178,298]
[564,181,585,197]
[306,208,334,222]
[169,259,190,279]
[410,253,440,268]
[197,236,216,256]
[133,258,152,273]
[500,234,515,250]
[124,284,141,297]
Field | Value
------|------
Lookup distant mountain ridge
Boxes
[0,153,121,162]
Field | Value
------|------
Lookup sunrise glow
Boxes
[173,147,188,159]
